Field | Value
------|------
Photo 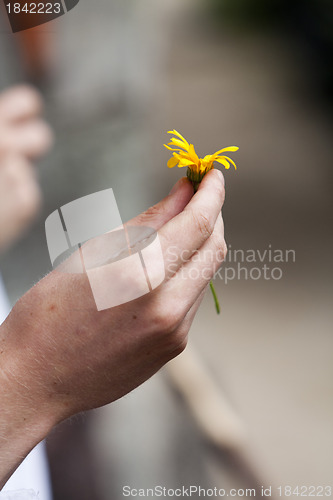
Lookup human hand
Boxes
[0,170,226,483]
[0,85,53,251]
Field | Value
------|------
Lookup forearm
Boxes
[0,269,96,488]
[0,397,54,489]
[0,319,57,488]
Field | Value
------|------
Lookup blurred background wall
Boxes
[0,0,332,499]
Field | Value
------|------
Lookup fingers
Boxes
[79,171,224,314]
[0,85,43,124]
[0,85,53,160]
[0,119,54,159]
[0,153,42,250]
[170,287,206,351]
[125,176,194,231]
[55,177,194,277]
[162,213,226,312]
[77,171,222,287]
[0,153,41,215]
[124,211,225,339]
[160,169,225,279]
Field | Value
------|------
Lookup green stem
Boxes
[209,281,220,314]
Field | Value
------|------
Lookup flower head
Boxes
[164,130,238,315]
[164,129,238,186]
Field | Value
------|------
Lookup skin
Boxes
[0,168,227,488]
[0,85,53,251]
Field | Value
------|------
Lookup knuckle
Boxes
[153,301,184,335]
[30,122,54,152]
[219,241,228,267]
[223,240,228,259]
[192,208,214,240]
[216,237,227,263]
[169,336,188,358]
[13,84,43,111]
[209,233,227,270]
[213,231,226,253]
[145,204,161,218]
[135,204,163,226]
[217,240,227,267]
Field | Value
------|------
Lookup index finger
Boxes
[0,85,43,125]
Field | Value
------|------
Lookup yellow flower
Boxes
[164,130,239,314]
[164,130,238,186]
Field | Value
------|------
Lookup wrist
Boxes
[0,320,59,488]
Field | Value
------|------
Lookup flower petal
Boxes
[167,156,179,168]
[164,144,183,152]
[168,130,190,149]
[222,155,237,170]
[168,138,189,151]
[178,158,196,168]
[164,144,177,151]
[215,157,230,169]
[174,151,194,163]
[188,144,200,164]
[214,146,239,155]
